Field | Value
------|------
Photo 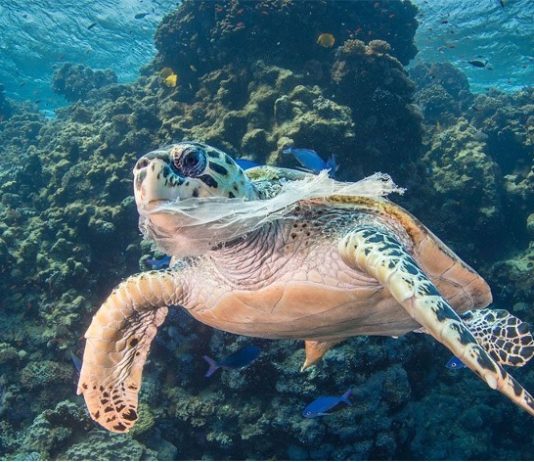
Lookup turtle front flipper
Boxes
[462,309,534,367]
[338,226,534,417]
[77,270,185,433]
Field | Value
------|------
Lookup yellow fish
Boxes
[164,73,178,87]
[160,67,178,87]
[316,33,335,48]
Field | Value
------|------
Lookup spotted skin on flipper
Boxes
[339,226,534,417]
[77,270,183,433]
[462,309,534,367]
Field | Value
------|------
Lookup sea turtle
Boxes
[78,141,534,433]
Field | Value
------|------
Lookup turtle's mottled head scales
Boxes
[133,142,256,210]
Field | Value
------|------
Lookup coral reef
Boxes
[158,61,357,169]
[490,244,534,301]
[0,84,12,121]
[331,39,422,176]
[61,432,159,461]
[154,0,418,82]
[418,117,502,257]
[414,83,459,125]
[20,361,72,390]
[1,0,534,460]
[52,63,118,102]
[151,334,417,460]
[410,62,473,125]
[151,0,422,180]
[153,47,421,181]
[469,88,533,176]
[0,399,159,460]
[409,65,534,267]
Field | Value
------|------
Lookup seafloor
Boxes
[0,1,533,460]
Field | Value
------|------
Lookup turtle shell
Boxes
[186,189,492,342]
[321,193,492,310]
[246,165,492,314]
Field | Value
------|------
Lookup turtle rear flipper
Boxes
[301,339,344,371]
[339,226,534,417]
[78,270,183,433]
[462,309,534,367]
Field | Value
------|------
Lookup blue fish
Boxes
[203,345,261,377]
[146,255,171,270]
[236,158,262,170]
[283,147,338,176]
[445,356,466,370]
[70,352,82,373]
[303,389,352,418]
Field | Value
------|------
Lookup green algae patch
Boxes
[60,432,158,461]
[20,361,72,390]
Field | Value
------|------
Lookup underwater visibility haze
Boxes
[0,0,533,460]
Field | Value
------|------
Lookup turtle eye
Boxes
[172,146,207,177]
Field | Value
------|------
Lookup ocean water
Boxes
[0,1,533,460]
[412,0,533,93]
[0,0,178,111]
[1,0,532,112]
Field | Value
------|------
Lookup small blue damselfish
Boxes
[283,147,338,177]
[146,255,171,270]
[235,158,262,170]
[445,355,466,370]
[203,345,262,378]
[70,352,82,374]
[303,389,352,418]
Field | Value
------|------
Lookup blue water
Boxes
[412,0,534,93]
[0,0,532,113]
[0,0,177,110]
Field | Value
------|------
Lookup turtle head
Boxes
[134,142,259,256]
[133,142,257,208]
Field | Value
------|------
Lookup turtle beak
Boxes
[133,154,181,209]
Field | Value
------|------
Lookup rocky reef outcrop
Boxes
[154,0,418,81]
[410,62,472,125]
[1,0,534,459]
[151,0,423,181]
[0,84,13,121]
[52,63,118,102]
[419,117,502,257]
[331,39,422,176]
